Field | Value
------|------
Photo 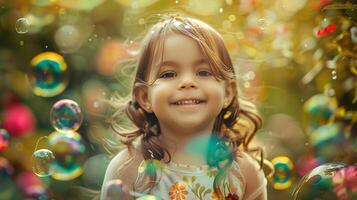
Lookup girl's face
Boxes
[138,33,235,135]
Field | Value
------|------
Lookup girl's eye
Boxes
[159,71,176,78]
[197,70,212,77]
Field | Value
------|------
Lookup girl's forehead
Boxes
[153,33,205,60]
[149,34,208,70]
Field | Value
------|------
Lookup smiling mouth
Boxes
[172,99,206,106]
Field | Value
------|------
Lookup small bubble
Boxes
[94,34,97,38]
[228,14,236,22]
[45,45,48,49]
[219,8,223,13]
[15,18,29,34]
[331,70,337,80]
[175,0,179,4]
[88,38,92,42]
[328,88,335,96]
[20,40,24,46]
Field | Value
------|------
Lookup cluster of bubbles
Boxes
[32,99,86,181]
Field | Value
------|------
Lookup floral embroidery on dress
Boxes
[206,167,218,178]
[169,182,189,200]
[211,191,220,200]
[182,176,213,200]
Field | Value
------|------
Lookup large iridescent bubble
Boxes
[50,99,83,133]
[27,52,69,97]
[48,131,87,181]
[0,129,10,152]
[293,163,346,200]
[32,149,55,177]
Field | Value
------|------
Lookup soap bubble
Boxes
[0,129,10,152]
[15,18,29,34]
[50,99,83,133]
[309,123,345,161]
[48,131,87,181]
[54,25,83,53]
[293,163,345,200]
[32,149,55,177]
[28,52,69,97]
[270,156,294,190]
[302,94,337,131]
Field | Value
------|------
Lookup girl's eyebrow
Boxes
[156,58,209,69]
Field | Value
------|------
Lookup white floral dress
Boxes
[134,158,266,200]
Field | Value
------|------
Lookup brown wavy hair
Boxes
[110,14,264,199]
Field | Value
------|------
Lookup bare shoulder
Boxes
[100,144,143,200]
[236,151,267,200]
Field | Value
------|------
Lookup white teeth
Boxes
[175,100,201,105]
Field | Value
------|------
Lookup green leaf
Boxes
[198,186,205,195]
[191,176,197,183]
[203,189,212,196]
[183,176,189,183]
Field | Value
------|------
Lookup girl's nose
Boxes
[178,73,198,89]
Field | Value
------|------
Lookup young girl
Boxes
[101,14,268,200]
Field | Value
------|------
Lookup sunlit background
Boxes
[0,0,356,199]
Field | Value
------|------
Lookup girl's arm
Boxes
[100,147,141,200]
[238,152,268,200]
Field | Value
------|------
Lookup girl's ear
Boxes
[133,83,153,113]
[224,80,237,108]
